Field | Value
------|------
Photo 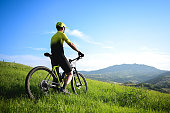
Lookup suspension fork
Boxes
[73,67,83,86]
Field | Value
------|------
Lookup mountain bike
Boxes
[25,53,88,100]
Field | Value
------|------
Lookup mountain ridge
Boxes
[81,64,166,83]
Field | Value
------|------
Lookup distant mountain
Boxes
[81,64,166,83]
[145,71,170,87]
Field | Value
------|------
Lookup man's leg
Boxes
[63,71,73,89]
[58,54,72,94]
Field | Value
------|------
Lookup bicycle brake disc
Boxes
[40,80,49,92]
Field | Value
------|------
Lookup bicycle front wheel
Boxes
[25,66,56,100]
[71,72,88,94]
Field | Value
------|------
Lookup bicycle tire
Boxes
[71,72,88,94]
[25,66,56,100]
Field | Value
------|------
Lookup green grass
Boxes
[0,61,170,113]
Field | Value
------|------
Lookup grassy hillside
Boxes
[0,61,170,113]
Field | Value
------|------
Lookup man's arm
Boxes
[68,42,80,53]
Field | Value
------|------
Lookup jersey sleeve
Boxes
[62,33,71,45]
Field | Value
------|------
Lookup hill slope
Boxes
[82,64,165,83]
[141,71,170,93]
[145,71,170,85]
[0,61,170,113]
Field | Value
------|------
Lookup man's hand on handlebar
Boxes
[78,52,84,57]
[69,52,84,63]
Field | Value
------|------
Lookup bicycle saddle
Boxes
[44,53,51,57]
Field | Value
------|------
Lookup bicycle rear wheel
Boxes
[71,72,88,94]
[25,66,56,100]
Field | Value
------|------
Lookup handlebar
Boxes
[69,55,84,63]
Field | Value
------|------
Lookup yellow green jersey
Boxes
[51,31,71,55]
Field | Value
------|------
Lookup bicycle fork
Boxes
[73,67,83,88]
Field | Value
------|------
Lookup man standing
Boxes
[51,22,84,94]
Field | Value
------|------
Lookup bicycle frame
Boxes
[43,65,64,89]
[52,66,65,88]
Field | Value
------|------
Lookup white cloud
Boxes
[65,29,92,44]
[45,30,56,34]
[140,46,159,52]
[102,46,115,50]
[27,47,48,51]
[65,29,114,50]
[66,29,84,38]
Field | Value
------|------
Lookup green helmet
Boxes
[56,22,67,28]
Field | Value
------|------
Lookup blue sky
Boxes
[0,0,170,71]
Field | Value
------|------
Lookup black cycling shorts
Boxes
[51,54,72,73]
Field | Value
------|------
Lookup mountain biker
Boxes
[50,22,84,94]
